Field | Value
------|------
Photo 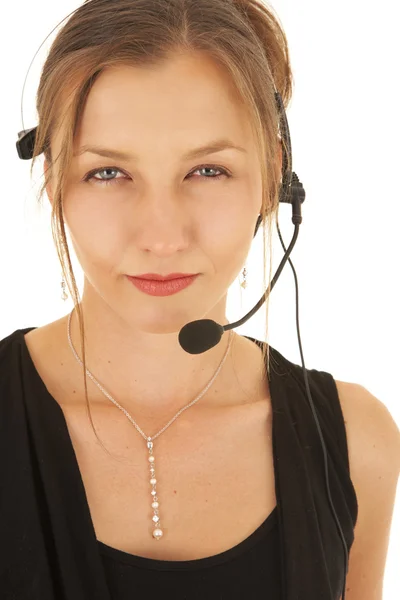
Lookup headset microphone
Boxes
[16,90,349,600]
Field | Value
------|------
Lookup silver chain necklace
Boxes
[66,308,233,541]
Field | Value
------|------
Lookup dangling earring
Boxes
[61,273,68,301]
[240,266,247,289]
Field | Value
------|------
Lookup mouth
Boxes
[127,273,198,281]
[126,274,199,297]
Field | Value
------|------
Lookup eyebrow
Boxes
[74,139,247,161]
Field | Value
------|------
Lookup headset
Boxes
[15,20,349,600]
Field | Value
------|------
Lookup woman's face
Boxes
[45,51,265,334]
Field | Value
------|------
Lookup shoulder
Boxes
[334,379,400,476]
[334,379,400,599]
[0,326,31,372]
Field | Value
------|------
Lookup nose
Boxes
[134,194,191,257]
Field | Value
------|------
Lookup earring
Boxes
[61,274,68,301]
[240,266,247,289]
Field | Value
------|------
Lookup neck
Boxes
[62,301,244,417]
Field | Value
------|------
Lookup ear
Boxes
[259,140,283,215]
[43,158,54,207]
[277,139,283,176]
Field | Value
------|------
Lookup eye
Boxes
[83,167,127,186]
[83,164,231,186]
[187,165,230,181]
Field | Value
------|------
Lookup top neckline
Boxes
[97,506,278,571]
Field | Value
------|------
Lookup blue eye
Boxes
[189,166,229,181]
[83,165,230,186]
[84,167,125,186]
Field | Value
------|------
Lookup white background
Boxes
[1,1,399,596]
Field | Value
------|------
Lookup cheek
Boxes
[199,203,255,280]
[64,197,127,267]
[198,179,259,237]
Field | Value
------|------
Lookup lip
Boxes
[131,273,197,281]
[126,274,199,297]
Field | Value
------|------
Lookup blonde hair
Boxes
[30,0,293,453]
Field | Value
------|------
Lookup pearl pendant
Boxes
[153,528,163,540]
[147,438,164,540]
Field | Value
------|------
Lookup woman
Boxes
[1,1,399,599]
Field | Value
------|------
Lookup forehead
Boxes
[91,53,246,114]
[67,53,254,151]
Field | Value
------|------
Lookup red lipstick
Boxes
[132,273,196,281]
[126,273,199,296]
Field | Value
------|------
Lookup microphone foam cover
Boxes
[178,319,225,354]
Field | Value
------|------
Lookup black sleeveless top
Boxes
[99,507,280,598]
[0,327,358,600]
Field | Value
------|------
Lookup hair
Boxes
[30,0,293,454]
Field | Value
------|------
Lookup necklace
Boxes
[66,308,233,540]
